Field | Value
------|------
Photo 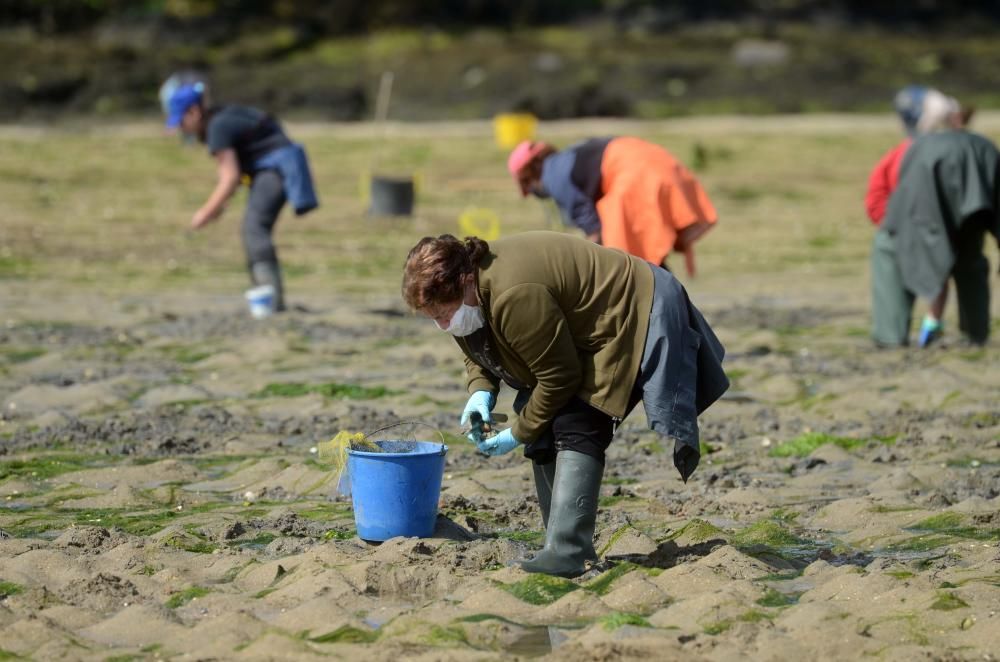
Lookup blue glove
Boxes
[478,428,519,457]
[461,390,496,444]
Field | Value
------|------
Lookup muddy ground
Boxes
[1,117,999,660]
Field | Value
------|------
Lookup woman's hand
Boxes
[478,428,519,456]
[460,390,495,439]
[191,149,241,231]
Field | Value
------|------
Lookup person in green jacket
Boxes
[873,128,1000,346]
[402,231,728,577]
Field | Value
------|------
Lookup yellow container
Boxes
[493,113,538,150]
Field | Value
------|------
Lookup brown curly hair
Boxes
[402,234,490,310]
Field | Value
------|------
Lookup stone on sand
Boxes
[4,382,124,416]
[135,384,210,408]
[599,571,671,613]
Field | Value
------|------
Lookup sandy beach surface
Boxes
[1,118,999,660]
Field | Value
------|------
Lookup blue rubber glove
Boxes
[461,390,496,444]
[478,428,519,457]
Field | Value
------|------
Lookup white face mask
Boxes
[437,302,485,337]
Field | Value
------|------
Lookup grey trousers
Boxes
[871,227,991,346]
[242,169,287,268]
[870,229,916,346]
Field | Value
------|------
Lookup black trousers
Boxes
[515,391,625,466]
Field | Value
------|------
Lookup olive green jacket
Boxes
[455,231,654,443]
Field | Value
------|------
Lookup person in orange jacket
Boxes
[507,137,717,276]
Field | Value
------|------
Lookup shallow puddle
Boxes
[504,625,569,657]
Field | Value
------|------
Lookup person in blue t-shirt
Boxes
[164,82,319,313]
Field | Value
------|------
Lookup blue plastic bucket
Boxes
[346,440,448,541]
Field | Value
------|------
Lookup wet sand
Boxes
[1,119,999,660]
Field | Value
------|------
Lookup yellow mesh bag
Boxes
[317,431,382,491]
[316,422,451,495]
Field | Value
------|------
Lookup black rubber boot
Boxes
[521,451,603,578]
[251,261,286,312]
[531,460,556,528]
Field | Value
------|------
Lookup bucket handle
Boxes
[363,420,446,446]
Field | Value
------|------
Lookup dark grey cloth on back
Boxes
[253,143,319,215]
[205,105,292,174]
[635,264,728,481]
[883,130,1000,299]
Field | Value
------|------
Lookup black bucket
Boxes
[369,176,415,217]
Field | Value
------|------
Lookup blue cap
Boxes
[165,83,204,128]
[893,85,928,136]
